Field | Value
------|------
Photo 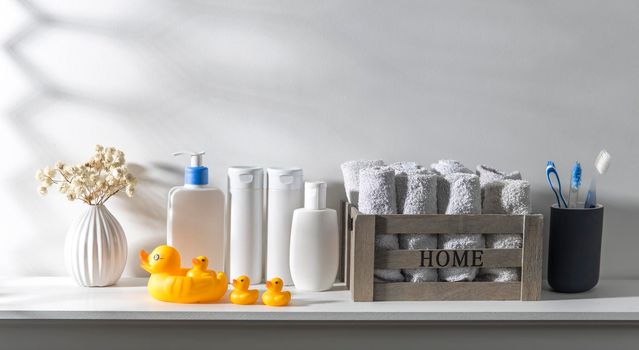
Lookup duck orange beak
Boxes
[265,281,272,288]
[232,279,238,287]
[191,258,199,266]
[140,250,152,273]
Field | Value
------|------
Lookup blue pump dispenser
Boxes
[167,150,225,272]
[173,151,208,186]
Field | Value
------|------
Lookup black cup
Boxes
[547,204,604,293]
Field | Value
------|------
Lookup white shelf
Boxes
[2,277,639,321]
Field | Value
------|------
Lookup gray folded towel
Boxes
[395,170,438,282]
[358,166,403,282]
[394,167,428,214]
[476,164,522,187]
[389,161,419,173]
[390,162,421,213]
[436,173,482,215]
[341,160,384,204]
[430,159,474,176]
[479,179,531,282]
[482,179,531,215]
[436,172,483,282]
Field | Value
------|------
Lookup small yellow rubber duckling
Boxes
[230,275,259,305]
[187,256,212,278]
[262,277,291,307]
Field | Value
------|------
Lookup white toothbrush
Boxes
[584,149,611,208]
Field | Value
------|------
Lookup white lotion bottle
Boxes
[290,181,339,291]
[266,167,304,285]
[228,166,264,283]
[167,151,225,272]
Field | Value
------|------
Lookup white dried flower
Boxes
[106,175,115,186]
[59,183,69,194]
[125,185,135,197]
[111,168,123,177]
[44,167,55,177]
[36,145,137,205]
[41,177,53,187]
[38,186,48,195]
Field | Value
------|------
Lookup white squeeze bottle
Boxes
[266,167,304,285]
[167,151,225,272]
[290,181,339,291]
[228,166,264,283]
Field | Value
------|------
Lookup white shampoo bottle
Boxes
[228,166,264,283]
[290,181,339,291]
[167,151,225,272]
[266,167,304,285]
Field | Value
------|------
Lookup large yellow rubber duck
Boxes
[230,275,259,305]
[262,277,291,307]
[140,245,228,303]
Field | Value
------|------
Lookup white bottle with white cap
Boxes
[289,181,339,291]
[168,151,225,272]
[266,168,304,285]
[228,166,264,283]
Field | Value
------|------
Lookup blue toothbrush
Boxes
[546,161,567,208]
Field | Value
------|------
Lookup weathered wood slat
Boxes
[521,215,544,301]
[375,248,522,269]
[343,201,352,289]
[338,201,346,283]
[373,282,522,301]
[350,213,375,302]
[350,206,361,220]
[375,214,524,234]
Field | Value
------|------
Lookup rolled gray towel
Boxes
[476,164,522,210]
[390,162,421,213]
[430,159,474,176]
[358,166,403,282]
[394,166,428,214]
[479,179,531,282]
[436,173,482,215]
[396,170,438,282]
[476,165,526,282]
[436,172,483,282]
[341,160,384,204]
[389,161,419,173]
[476,164,522,187]
[482,179,531,215]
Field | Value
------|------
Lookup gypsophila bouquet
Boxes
[36,145,137,205]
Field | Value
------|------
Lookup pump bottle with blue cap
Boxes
[167,151,225,272]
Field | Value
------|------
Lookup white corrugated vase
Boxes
[64,205,128,287]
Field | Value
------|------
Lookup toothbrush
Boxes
[584,149,612,208]
[567,162,582,208]
[546,161,567,208]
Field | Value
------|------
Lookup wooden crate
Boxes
[341,201,544,302]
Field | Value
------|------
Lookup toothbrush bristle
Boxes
[595,149,611,174]
[572,162,581,187]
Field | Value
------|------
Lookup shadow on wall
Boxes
[325,181,346,213]
[115,163,182,277]
[2,0,219,276]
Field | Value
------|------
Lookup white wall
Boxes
[1,0,638,279]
